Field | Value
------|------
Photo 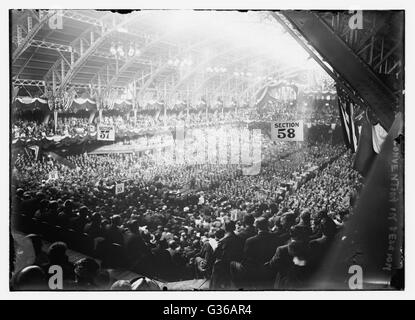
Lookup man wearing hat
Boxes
[231,217,283,289]
[236,213,256,245]
[210,221,244,289]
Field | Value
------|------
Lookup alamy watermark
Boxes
[153,125,262,175]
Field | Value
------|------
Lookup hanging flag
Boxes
[88,111,96,124]
[337,92,359,152]
[353,117,377,177]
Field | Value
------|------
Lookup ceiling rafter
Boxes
[12,10,57,63]
[167,42,264,103]
[135,36,229,98]
[105,23,193,89]
[43,12,142,94]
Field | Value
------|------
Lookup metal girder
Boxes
[274,11,396,129]
[29,39,73,52]
[240,67,305,100]
[273,13,368,114]
[167,43,262,103]
[61,10,104,27]
[12,10,57,63]
[26,37,154,66]
[13,78,45,86]
[13,78,124,91]
[192,55,295,100]
[44,12,142,94]
[317,11,402,79]
[106,23,193,89]
[136,37,227,98]
[215,64,301,100]
[191,52,263,98]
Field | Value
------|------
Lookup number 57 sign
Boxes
[97,125,115,141]
[271,120,304,141]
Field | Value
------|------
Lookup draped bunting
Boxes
[15,95,134,111]
[73,97,96,105]
[255,81,299,107]
[62,89,77,111]
[16,97,48,104]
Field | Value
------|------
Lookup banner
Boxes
[353,118,377,177]
[271,120,304,141]
[16,97,48,104]
[115,182,125,195]
[97,125,115,141]
[337,91,359,152]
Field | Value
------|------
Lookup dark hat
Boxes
[254,217,269,231]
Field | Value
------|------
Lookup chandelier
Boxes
[109,42,141,58]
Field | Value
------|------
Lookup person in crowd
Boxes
[10,113,361,289]
[194,236,215,279]
[72,258,101,290]
[57,200,76,228]
[34,199,49,220]
[231,217,284,289]
[124,220,152,274]
[104,215,124,245]
[236,214,256,244]
[69,206,89,233]
[110,279,132,290]
[210,221,244,289]
[25,234,49,266]
[42,241,75,283]
[12,265,48,290]
[43,200,60,226]
[83,212,103,239]
[266,225,314,289]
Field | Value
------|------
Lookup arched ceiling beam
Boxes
[135,35,232,97]
[191,52,266,99]
[167,43,264,104]
[214,63,301,97]
[240,67,305,100]
[106,24,192,89]
[191,55,289,100]
[45,12,142,94]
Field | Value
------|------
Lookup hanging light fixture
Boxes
[117,43,124,57]
[128,42,135,57]
[110,42,117,55]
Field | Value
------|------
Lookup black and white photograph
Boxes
[7,6,405,294]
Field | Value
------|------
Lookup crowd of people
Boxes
[12,98,339,143]
[10,117,363,289]
[250,99,338,125]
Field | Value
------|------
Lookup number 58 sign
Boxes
[97,125,115,141]
[271,120,304,141]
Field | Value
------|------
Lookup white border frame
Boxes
[1,0,414,300]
